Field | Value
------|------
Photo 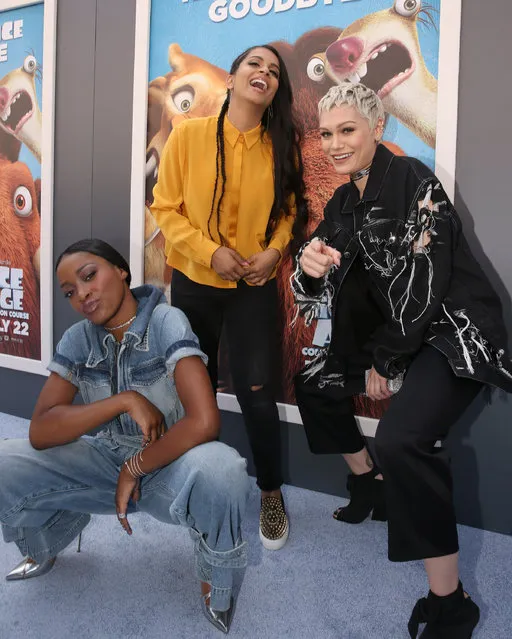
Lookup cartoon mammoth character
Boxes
[0,152,41,360]
[307,0,438,148]
[0,54,43,162]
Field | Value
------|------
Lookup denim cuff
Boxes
[13,511,91,562]
[189,528,247,610]
[47,356,78,387]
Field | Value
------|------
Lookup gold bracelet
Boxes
[124,450,147,479]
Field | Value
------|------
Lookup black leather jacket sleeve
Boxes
[370,172,461,378]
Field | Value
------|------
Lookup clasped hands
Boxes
[211,246,280,286]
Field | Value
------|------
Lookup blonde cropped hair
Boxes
[318,83,385,131]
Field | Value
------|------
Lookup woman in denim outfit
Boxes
[0,239,249,634]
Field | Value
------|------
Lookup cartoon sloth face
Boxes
[311,1,425,95]
[306,1,438,147]
[0,55,42,162]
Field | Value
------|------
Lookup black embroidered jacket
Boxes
[292,144,512,392]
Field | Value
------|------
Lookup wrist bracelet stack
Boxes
[124,449,147,479]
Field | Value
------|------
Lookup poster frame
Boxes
[129,0,462,432]
[0,0,57,376]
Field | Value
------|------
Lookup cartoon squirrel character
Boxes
[0,127,41,360]
[0,54,43,162]
[308,0,437,148]
[146,43,227,172]
[144,44,228,294]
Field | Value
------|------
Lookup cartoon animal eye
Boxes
[172,87,194,113]
[307,57,326,82]
[394,0,420,17]
[13,186,33,217]
[23,55,37,74]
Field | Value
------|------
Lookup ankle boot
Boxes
[408,581,480,638]
[333,468,387,524]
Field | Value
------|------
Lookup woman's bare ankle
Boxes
[261,489,281,499]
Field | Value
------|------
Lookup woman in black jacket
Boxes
[292,82,512,639]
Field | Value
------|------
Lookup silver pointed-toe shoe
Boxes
[6,556,56,581]
[201,593,234,634]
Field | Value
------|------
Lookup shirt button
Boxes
[343,251,351,259]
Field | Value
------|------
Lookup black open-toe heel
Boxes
[333,468,387,524]
[408,582,480,638]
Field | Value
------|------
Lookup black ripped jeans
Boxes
[171,269,283,491]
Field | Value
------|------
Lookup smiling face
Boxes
[57,252,130,326]
[319,105,383,175]
[227,47,280,110]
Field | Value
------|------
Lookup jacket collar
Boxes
[86,285,167,367]
[341,143,396,214]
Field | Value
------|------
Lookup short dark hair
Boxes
[55,239,132,286]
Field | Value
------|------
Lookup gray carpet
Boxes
[1,413,511,638]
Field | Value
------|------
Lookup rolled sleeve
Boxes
[47,330,80,387]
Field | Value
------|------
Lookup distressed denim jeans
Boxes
[0,434,249,611]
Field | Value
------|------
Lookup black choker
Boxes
[350,165,372,182]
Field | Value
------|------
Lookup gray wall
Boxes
[0,0,511,535]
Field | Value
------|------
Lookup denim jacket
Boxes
[48,285,207,446]
[292,144,512,392]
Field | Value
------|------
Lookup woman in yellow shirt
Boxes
[151,44,307,555]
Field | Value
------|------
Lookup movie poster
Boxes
[0,0,55,375]
[132,0,460,424]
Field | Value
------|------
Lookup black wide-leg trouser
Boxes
[375,345,482,561]
[300,344,482,562]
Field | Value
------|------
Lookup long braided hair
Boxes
[208,45,308,256]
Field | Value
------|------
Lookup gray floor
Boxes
[1,413,511,638]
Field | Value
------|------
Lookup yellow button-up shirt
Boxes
[151,115,295,288]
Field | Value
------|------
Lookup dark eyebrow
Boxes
[59,263,95,288]
[249,55,280,72]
